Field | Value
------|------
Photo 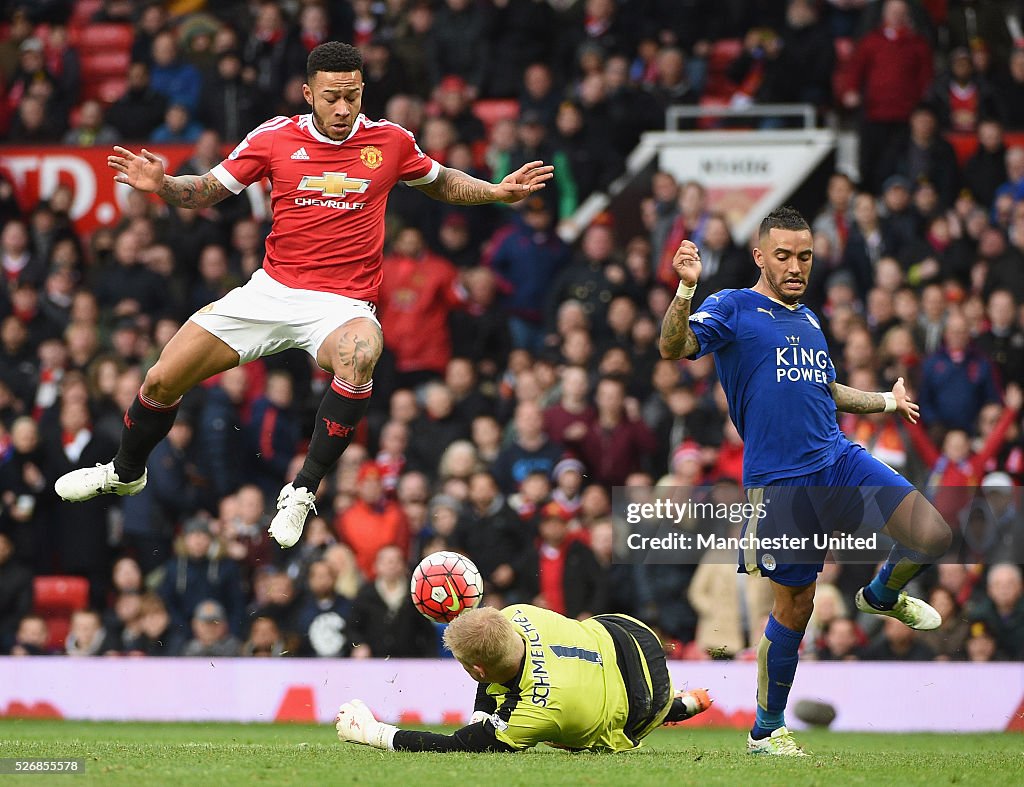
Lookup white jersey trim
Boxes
[216,115,291,193]
[362,117,413,133]
[226,115,290,162]
[402,159,441,186]
[301,113,364,145]
[210,163,246,195]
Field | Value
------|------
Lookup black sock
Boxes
[113,391,181,482]
[292,377,372,492]
[663,697,689,723]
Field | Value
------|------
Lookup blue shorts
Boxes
[738,441,915,587]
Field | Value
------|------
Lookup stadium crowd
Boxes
[0,0,1022,663]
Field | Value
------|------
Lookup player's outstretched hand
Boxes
[108,146,165,193]
[493,160,554,204]
[672,240,701,286]
[893,376,919,424]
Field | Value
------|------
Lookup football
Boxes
[410,551,484,623]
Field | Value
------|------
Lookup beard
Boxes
[311,98,355,141]
[766,269,807,304]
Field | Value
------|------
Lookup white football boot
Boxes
[747,726,809,757]
[55,462,147,502]
[854,588,941,631]
[268,483,317,548]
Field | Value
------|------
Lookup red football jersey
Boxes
[211,113,438,299]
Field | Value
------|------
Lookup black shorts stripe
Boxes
[495,691,521,724]
[493,651,528,723]
[594,615,671,745]
[474,681,498,714]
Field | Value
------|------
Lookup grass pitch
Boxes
[0,720,1020,786]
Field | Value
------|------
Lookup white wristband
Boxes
[676,281,696,300]
[882,391,897,413]
[372,722,399,750]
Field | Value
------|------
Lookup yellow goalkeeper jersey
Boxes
[483,605,674,753]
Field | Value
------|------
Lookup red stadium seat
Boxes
[80,84,102,102]
[946,132,977,168]
[70,0,104,27]
[472,99,519,133]
[70,23,134,53]
[945,130,1024,169]
[34,575,89,610]
[946,129,1024,167]
[471,139,489,170]
[33,576,90,652]
[43,619,71,652]
[80,50,131,81]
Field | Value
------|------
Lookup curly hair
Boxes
[306,42,363,81]
[758,205,810,239]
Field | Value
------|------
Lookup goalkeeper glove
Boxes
[335,699,398,749]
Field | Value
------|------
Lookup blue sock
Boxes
[864,543,933,610]
[751,614,803,740]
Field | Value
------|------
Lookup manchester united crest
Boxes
[360,146,383,169]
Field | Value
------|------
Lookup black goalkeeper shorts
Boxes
[594,614,673,745]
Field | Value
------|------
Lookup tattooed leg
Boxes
[295,318,383,493]
[318,318,384,384]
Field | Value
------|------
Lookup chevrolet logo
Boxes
[297,172,370,198]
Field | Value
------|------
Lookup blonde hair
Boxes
[443,607,520,673]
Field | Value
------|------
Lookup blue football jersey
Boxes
[688,288,844,486]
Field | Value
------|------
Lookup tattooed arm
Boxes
[157,173,232,209]
[659,239,703,360]
[829,383,887,413]
[830,376,920,422]
[415,161,554,205]
[107,146,231,209]
[659,294,701,360]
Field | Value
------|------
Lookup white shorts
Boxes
[189,268,380,365]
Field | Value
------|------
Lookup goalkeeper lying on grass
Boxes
[335,605,712,753]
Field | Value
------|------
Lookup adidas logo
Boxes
[291,147,310,160]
